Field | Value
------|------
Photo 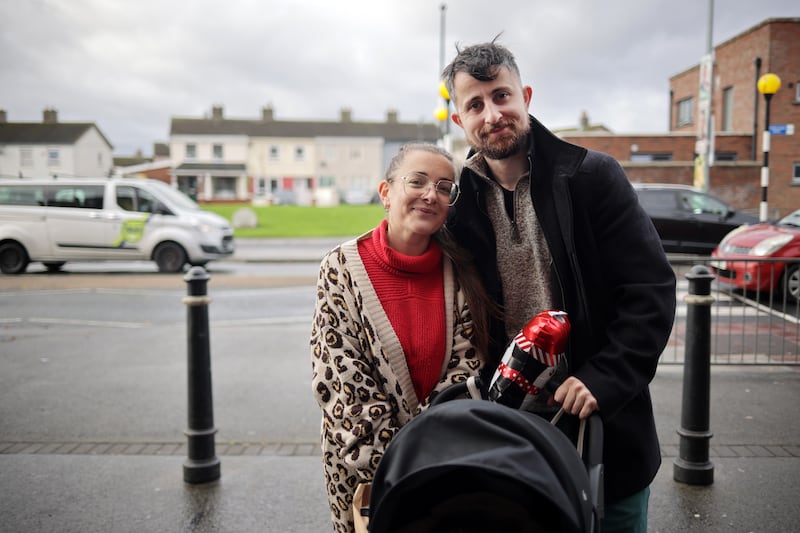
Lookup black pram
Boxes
[364,380,604,533]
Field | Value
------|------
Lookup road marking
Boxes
[28,317,150,329]
[8,316,310,329]
[211,317,310,327]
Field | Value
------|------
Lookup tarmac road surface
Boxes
[1,238,799,532]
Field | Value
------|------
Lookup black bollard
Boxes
[673,264,714,485]
[183,266,221,484]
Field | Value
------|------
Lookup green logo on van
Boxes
[114,215,151,247]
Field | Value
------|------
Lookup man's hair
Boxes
[441,36,522,106]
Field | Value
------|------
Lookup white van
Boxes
[0,177,235,274]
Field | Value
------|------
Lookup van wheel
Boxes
[44,262,66,273]
[781,264,800,303]
[153,242,187,273]
[0,241,30,274]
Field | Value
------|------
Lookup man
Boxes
[442,39,676,532]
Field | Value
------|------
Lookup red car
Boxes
[710,210,800,302]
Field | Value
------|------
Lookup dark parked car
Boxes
[633,183,759,255]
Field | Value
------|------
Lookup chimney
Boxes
[262,106,274,122]
[386,109,398,124]
[43,108,58,124]
[580,110,589,130]
[211,105,224,120]
[340,108,352,123]
[0,109,6,123]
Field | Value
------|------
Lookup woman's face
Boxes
[378,150,455,255]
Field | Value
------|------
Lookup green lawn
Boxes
[202,203,385,238]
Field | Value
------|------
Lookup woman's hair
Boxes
[437,227,500,360]
[384,142,454,181]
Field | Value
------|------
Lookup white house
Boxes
[0,109,114,179]
[169,105,440,205]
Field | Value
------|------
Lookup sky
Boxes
[1,0,797,156]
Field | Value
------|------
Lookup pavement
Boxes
[1,238,799,533]
[230,237,344,264]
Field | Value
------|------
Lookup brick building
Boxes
[561,18,799,217]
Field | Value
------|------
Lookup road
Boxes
[1,266,321,445]
[2,254,799,532]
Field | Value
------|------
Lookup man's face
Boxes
[451,66,532,160]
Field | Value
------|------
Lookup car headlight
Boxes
[751,234,794,256]
[188,217,213,233]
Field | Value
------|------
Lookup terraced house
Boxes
[168,105,439,206]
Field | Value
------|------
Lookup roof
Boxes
[175,162,246,172]
[153,142,170,157]
[0,122,112,148]
[170,117,440,143]
[113,155,152,167]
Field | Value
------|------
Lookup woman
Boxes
[310,143,494,533]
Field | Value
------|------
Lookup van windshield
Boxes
[147,181,202,211]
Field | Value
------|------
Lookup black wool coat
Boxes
[446,115,677,504]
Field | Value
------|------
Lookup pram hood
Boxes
[368,399,595,533]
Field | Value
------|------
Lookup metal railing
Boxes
[663,257,800,365]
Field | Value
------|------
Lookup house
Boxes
[0,108,114,179]
[560,18,800,217]
[169,105,440,205]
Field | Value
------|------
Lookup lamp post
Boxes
[756,73,781,222]
[435,80,451,151]
[435,3,451,152]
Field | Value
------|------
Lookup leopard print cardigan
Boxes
[310,233,486,533]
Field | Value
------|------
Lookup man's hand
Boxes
[553,376,598,419]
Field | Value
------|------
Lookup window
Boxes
[186,144,196,159]
[630,153,673,162]
[116,186,162,213]
[47,185,104,209]
[255,177,267,196]
[793,163,800,184]
[721,87,734,132]
[212,176,236,199]
[796,83,800,102]
[213,144,223,160]
[20,148,33,167]
[319,176,335,187]
[635,190,675,211]
[677,97,694,127]
[680,191,730,216]
[47,148,60,167]
[294,146,305,161]
[269,146,280,160]
[715,152,738,162]
[0,185,45,206]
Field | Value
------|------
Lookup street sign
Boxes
[769,124,795,135]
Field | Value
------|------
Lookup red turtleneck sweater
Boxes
[358,220,447,401]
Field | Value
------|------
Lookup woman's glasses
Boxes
[394,172,460,206]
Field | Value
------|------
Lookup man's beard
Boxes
[474,119,529,160]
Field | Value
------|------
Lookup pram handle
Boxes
[429,376,485,407]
